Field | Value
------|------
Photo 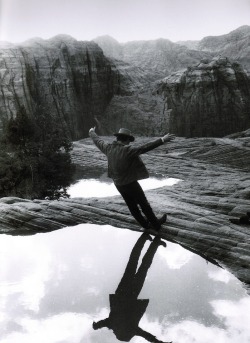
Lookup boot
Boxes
[229,216,250,225]
[240,215,250,224]
[158,214,167,225]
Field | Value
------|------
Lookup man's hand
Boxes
[89,126,96,134]
[162,133,175,143]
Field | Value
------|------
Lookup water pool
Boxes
[0,224,249,343]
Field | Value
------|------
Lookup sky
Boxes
[0,0,250,43]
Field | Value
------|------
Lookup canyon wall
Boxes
[0,35,120,140]
[94,28,250,137]
[0,27,249,140]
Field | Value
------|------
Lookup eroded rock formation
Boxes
[0,35,120,139]
[155,56,250,137]
[0,133,250,294]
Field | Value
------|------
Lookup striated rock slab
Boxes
[0,136,250,294]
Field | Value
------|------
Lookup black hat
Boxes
[114,128,135,142]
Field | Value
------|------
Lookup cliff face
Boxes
[155,56,250,137]
[0,35,120,140]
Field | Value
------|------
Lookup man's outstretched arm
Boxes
[136,326,172,343]
[133,133,175,155]
[89,127,110,155]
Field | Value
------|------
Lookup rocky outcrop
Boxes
[155,56,250,137]
[0,35,120,140]
[0,134,250,294]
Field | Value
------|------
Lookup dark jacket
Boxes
[89,132,163,185]
[109,294,149,341]
[96,295,162,342]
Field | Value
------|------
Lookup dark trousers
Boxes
[116,233,161,297]
[115,181,160,230]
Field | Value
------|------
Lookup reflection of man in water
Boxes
[93,233,172,343]
[89,127,175,231]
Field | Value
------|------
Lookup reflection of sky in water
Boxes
[68,177,181,198]
[0,224,249,343]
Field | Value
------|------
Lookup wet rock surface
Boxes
[0,134,250,294]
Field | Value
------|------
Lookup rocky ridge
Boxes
[176,26,250,72]
[94,26,250,81]
[198,25,250,71]
[0,133,250,294]
[94,36,213,82]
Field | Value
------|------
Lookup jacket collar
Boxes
[112,140,128,146]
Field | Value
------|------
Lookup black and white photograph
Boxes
[0,0,250,342]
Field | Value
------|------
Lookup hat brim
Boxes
[114,133,135,142]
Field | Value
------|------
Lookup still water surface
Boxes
[0,178,250,343]
[68,176,181,198]
[0,225,249,343]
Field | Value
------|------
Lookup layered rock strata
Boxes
[0,134,250,294]
[155,56,250,137]
[0,35,120,139]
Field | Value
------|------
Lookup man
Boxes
[92,233,172,343]
[89,127,175,231]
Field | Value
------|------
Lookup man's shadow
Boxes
[93,233,172,343]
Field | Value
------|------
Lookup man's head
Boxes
[114,128,135,145]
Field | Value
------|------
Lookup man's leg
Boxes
[115,233,150,296]
[133,237,166,296]
[115,183,150,229]
[116,181,165,230]
[132,181,163,230]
